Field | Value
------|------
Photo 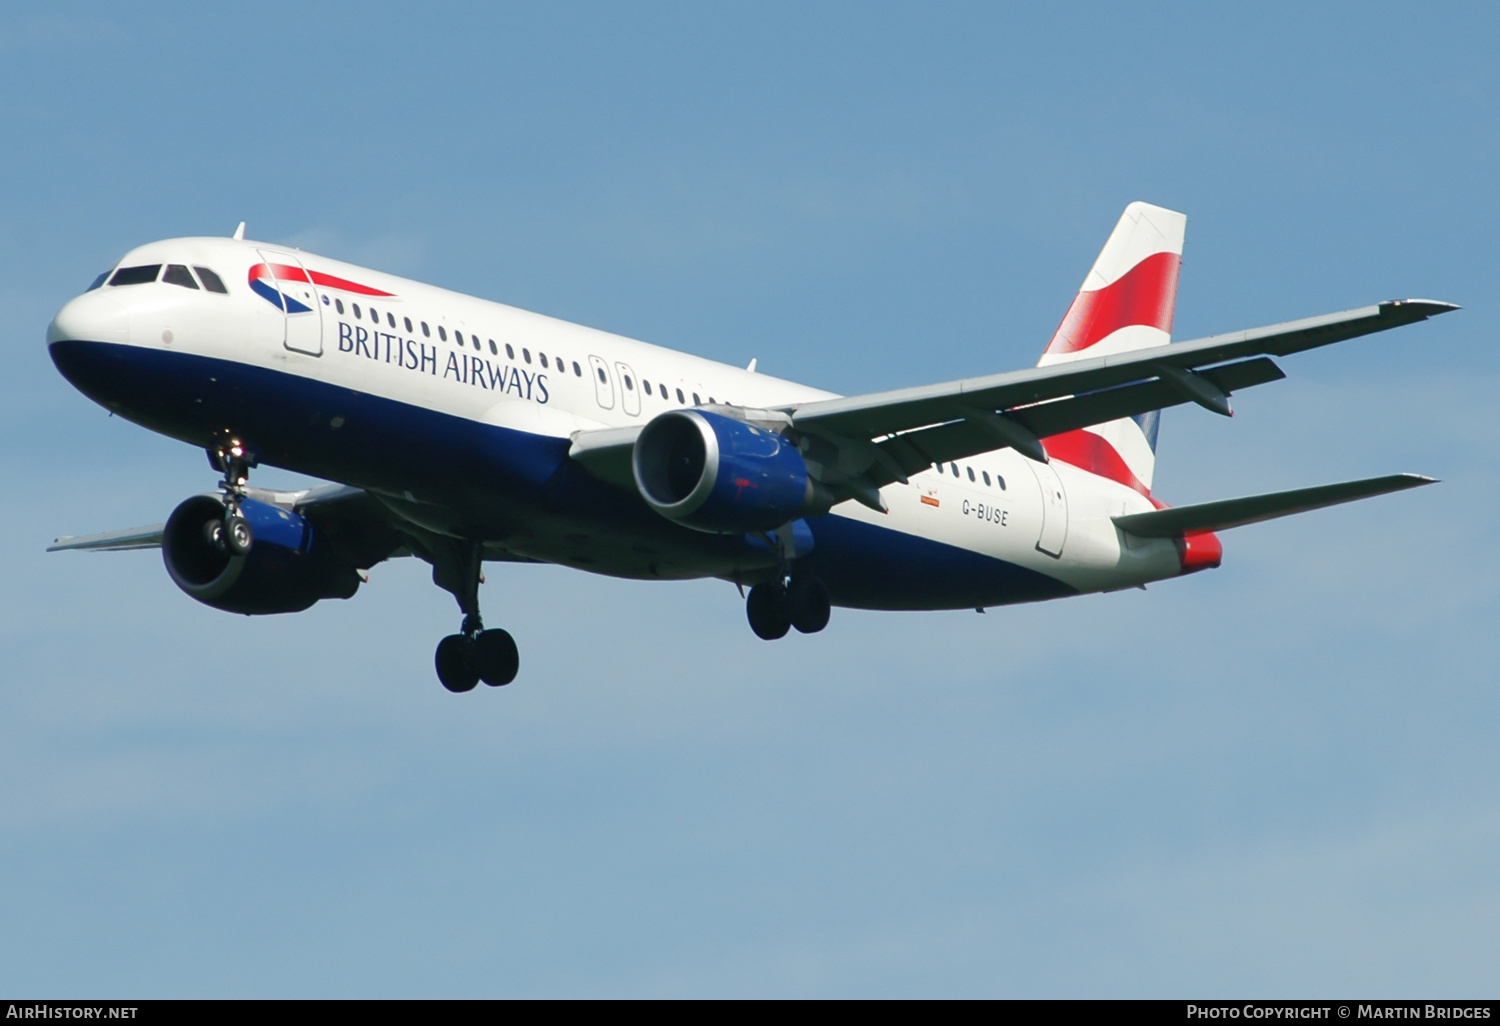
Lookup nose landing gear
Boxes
[430,539,520,693]
[207,437,256,555]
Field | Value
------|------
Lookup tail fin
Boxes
[1038,201,1186,495]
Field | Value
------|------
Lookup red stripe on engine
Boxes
[1044,250,1180,356]
[1042,429,1149,496]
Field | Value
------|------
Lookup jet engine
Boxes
[632,410,832,533]
[162,495,361,614]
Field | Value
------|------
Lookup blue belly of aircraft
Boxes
[49,339,1075,610]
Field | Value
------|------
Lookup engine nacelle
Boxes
[162,495,360,615]
[632,409,829,533]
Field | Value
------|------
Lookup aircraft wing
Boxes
[1112,473,1435,537]
[785,300,1455,487]
[565,300,1453,506]
[47,483,409,568]
[48,524,165,552]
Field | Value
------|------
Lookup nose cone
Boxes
[48,291,131,346]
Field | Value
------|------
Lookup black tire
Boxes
[746,582,791,641]
[472,628,520,687]
[224,513,252,555]
[786,576,831,634]
[435,634,479,693]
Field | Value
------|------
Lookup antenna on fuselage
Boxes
[232,222,245,240]
[746,358,757,373]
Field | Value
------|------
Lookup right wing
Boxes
[47,524,164,552]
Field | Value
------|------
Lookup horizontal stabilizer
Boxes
[48,524,164,552]
[1112,473,1435,538]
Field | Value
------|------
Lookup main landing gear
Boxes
[430,539,519,693]
[206,437,256,555]
[746,575,831,640]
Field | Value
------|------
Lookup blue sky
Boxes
[1,1,1497,996]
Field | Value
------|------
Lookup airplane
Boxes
[45,203,1455,693]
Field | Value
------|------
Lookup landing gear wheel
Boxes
[223,512,252,555]
[435,634,478,693]
[472,628,519,687]
[746,582,791,641]
[786,576,831,634]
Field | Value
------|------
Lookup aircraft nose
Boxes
[48,291,131,346]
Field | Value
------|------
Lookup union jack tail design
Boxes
[1038,201,1186,495]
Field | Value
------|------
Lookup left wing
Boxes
[568,300,1456,506]
[785,300,1455,487]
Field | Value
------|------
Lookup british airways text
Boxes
[337,321,549,403]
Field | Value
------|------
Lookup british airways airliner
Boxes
[46,204,1454,693]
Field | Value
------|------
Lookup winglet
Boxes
[233,221,246,241]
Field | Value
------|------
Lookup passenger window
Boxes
[522,349,531,364]
[405,317,413,333]
[597,367,607,383]
[982,471,991,486]
[163,264,199,289]
[370,307,379,322]
[643,379,652,395]
[967,467,975,482]
[422,322,430,337]
[708,397,716,405]
[676,388,685,403]
[388,313,396,329]
[506,344,515,359]
[439,326,447,341]
[353,304,362,318]
[335,299,345,314]
[573,361,583,376]
[692,393,701,405]
[454,330,463,345]
[488,340,497,355]
[555,355,563,370]
[86,271,109,291]
[108,265,161,286]
[193,267,228,293]
[473,336,481,351]
[950,464,959,477]
[660,383,668,399]
[540,354,548,369]
[624,375,634,390]
[996,476,1007,491]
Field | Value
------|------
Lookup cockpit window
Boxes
[108,265,161,286]
[162,264,199,290]
[86,272,109,292]
[194,266,228,294]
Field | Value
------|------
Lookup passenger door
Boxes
[1029,461,1069,557]
[256,249,323,356]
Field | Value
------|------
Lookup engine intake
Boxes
[632,410,829,533]
[162,495,360,614]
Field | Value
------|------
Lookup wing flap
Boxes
[867,357,1287,485]
[1112,473,1435,538]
